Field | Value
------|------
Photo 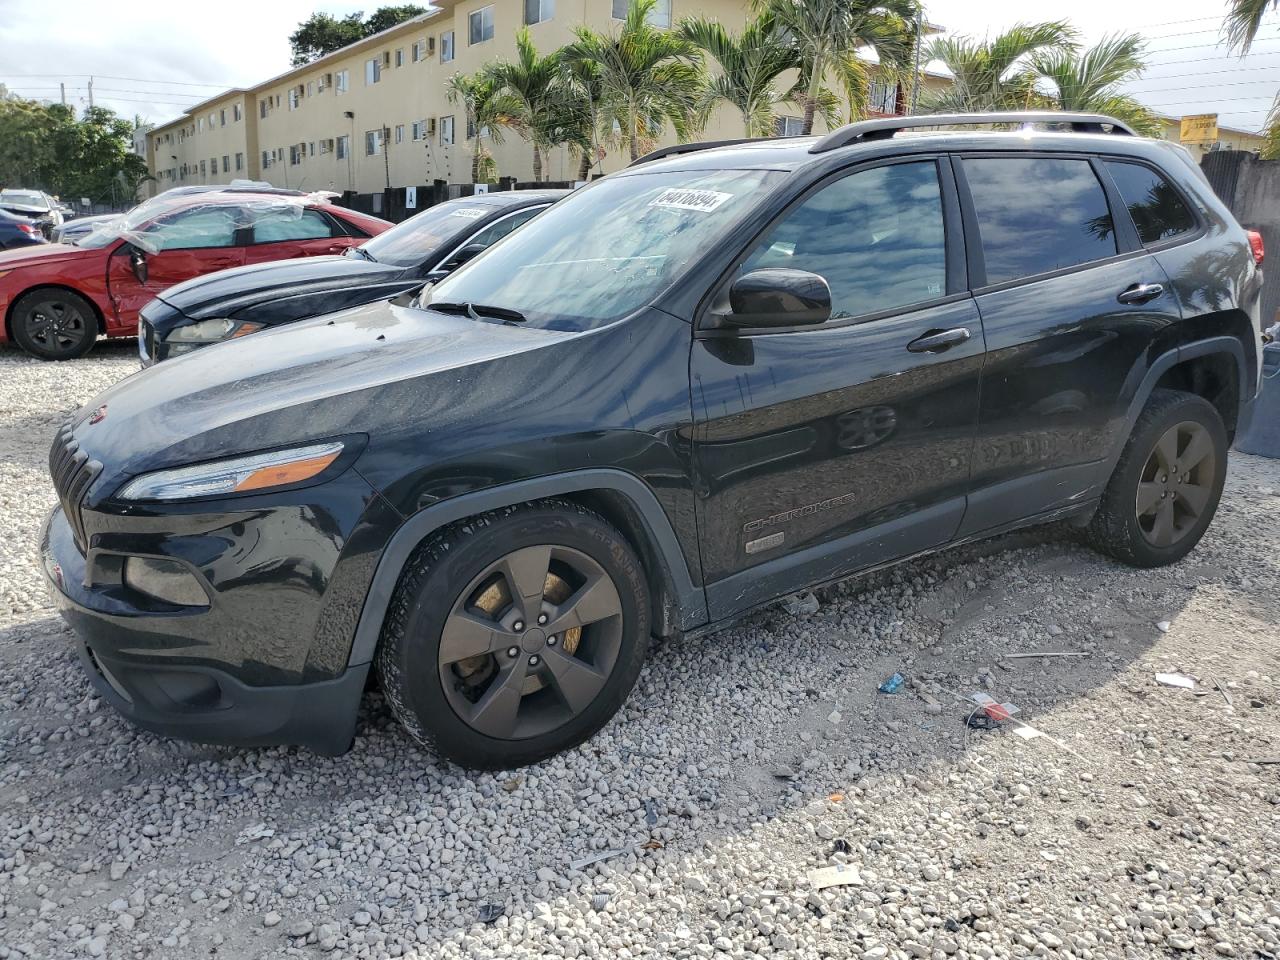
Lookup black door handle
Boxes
[1117,282,1164,305]
[907,327,971,353]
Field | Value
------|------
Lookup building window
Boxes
[336,69,349,94]
[613,0,669,26]
[524,0,554,24]
[411,120,424,141]
[774,116,805,137]
[337,135,349,160]
[199,160,206,177]
[290,144,301,165]
[198,117,204,132]
[395,48,404,67]
[219,109,226,126]
[233,103,242,122]
[412,39,426,61]
[222,155,229,173]
[307,81,315,97]
[440,115,455,145]
[868,80,898,115]
[260,100,268,119]
[365,128,383,156]
[440,30,455,62]
[288,88,300,110]
[235,152,243,171]
[308,141,316,156]
[468,6,494,44]
[394,124,405,144]
[365,58,381,85]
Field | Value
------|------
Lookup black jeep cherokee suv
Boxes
[43,112,1264,769]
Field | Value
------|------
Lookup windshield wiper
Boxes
[428,300,526,323]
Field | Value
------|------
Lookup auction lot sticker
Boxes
[650,188,733,213]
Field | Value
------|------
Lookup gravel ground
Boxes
[1,343,1278,960]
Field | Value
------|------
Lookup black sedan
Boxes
[139,189,567,364]
[0,209,46,250]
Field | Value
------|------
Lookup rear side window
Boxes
[1104,161,1196,245]
[963,157,1116,285]
[253,208,335,243]
[740,160,947,321]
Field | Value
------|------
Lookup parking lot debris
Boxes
[783,592,820,616]
[970,692,1020,723]
[1212,677,1234,710]
[808,864,863,890]
[772,765,798,780]
[644,799,658,826]
[1156,672,1198,690]
[832,837,852,856]
[1156,621,1172,633]
[1004,651,1089,660]
[235,823,275,845]
[477,904,504,924]
[878,673,906,694]
[570,848,632,871]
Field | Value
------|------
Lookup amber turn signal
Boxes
[233,450,342,492]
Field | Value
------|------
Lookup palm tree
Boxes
[1224,0,1277,52]
[753,0,921,136]
[1033,34,1162,136]
[553,59,605,181]
[444,72,518,183]
[484,28,563,181]
[678,13,799,138]
[563,0,705,162]
[920,22,1076,114]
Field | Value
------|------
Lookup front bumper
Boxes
[40,489,387,755]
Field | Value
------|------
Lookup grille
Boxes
[49,421,102,552]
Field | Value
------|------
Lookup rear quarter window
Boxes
[962,156,1117,286]
[1104,161,1197,245]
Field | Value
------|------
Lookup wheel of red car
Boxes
[10,288,98,360]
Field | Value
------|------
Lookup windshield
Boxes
[0,190,48,210]
[359,201,495,268]
[424,169,780,330]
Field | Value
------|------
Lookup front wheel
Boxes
[376,500,651,769]
[10,289,98,360]
[1089,388,1228,567]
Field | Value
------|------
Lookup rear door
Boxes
[106,205,246,328]
[690,157,984,620]
[242,207,353,265]
[953,152,1183,536]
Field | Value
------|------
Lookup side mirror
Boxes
[444,242,488,271]
[725,268,831,328]
[129,247,148,284]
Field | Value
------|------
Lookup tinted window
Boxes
[465,206,542,249]
[964,157,1116,285]
[741,161,947,321]
[253,209,334,243]
[360,201,494,268]
[1105,161,1196,245]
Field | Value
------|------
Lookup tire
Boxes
[1089,388,1228,567]
[10,288,98,360]
[376,499,651,769]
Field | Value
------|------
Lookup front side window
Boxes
[469,6,495,44]
[131,205,241,252]
[441,30,455,62]
[253,209,334,244]
[426,168,782,331]
[525,0,554,24]
[1104,161,1196,246]
[740,161,947,321]
[963,156,1116,285]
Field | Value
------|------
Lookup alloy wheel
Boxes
[26,299,90,355]
[1135,420,1216,547]
[437,544,624,740]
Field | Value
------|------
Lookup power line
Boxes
[0,73,232,88]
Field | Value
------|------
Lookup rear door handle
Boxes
[907,327,971,353]
[1117,282,1164,305]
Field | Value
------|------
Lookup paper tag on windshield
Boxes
[451,208,486,219]
[650,188,733,213]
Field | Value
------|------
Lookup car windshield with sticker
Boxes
[358,201,493,267]
[423,169,780,331]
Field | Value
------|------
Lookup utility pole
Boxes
[87,76,94,110]
[60,83,66,107]
[909,8,923,115]
[383,125,392,190]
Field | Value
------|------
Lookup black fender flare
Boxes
[346,468,706,667]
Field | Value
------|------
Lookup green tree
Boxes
[555,60,605,181]
[1033,34,1161,136]
[445,72,519,183]
[753,0,920,136]
[289,6,426,65]
[919,22,1076,114]
[1224,0,1277,52]
[678,12,799,138]
[484,28,564,182]
[564,0,705,162]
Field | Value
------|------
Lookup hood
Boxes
[0,242,99,268]
[155,254,405,322]
[71,299,576,490]
[0,203,50,217]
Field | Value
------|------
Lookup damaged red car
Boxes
[0,191,390,360]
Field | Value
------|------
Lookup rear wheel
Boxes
[376,500,650,769]
[1089,389,1227,567]
[10,289,97,360]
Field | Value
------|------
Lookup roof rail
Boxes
[630,138,778,167]
[809,111,1137,154]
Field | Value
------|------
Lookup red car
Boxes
[0,191,391,360]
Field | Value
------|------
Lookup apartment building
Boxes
[147,0,930,197]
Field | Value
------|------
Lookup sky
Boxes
[0,0,1276,134]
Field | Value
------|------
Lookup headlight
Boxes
[165,317,263,344]
[117,442,344,501]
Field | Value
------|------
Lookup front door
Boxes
[691,158,984,620]
[106,204,246,329]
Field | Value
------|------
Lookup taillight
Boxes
[1247,229,1264,266]
[17,223,37,235]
